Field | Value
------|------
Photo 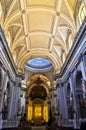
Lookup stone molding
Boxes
[0,26,24,81]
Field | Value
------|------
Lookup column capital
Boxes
[14,81,21,88]
[0,62,7,73]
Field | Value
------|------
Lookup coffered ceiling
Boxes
[0,0,78,73]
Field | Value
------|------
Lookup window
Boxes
[79,3,86,25]
[68,34,73,50]
[62,52,66,63]
[6,31,11,46]
[63,53,65,63]
[0,2,2,19]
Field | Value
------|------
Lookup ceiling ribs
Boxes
[49,0,62,52]
[19,0,31,50]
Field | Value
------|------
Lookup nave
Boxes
[0,0,86,130]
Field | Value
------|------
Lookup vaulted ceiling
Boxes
[0,0,78,74]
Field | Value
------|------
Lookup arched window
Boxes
[62,51,66,63]
[79,3,86,25]
[68,34,73,50]
[0,2,2,23]
[13,51,17,63]
[6,31,11,46]
[0,2,2,24]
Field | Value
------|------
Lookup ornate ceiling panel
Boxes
[26,0,56,8]
[30,34,50,48]
[0,0,78,73]
[28,12,54,32]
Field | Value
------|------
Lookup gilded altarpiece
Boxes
[28,99,48,122]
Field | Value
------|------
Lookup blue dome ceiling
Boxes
[28,58,51,68]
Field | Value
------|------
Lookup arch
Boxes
[67,83,71,96]
[28,83,49,97]
[62,51,66,64]
[17,49,62,73]
[18,82,21,88]
[76,71,82,90]
[0,2,2,18]
[68,33,73,50]
[66,82,74,119]
[27,73,50,83]
[4,11,21,30]
[79,3,86,25]
[60,13,76,34]
[12,33,67,54]
[29,85,47,100]
[27,74,50,97]
[75,71,86,118]
[2,81,11,120]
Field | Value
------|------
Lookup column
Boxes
[71,70,80,129]
[0,64,3,129]
[47,96,51,121]
[11,81,21,123]
[0,64,8,129]
[8,81,14,120]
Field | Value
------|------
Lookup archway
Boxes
[27,85,48,125]
[66,83,73,119]
[2,82,10,120]
[27,74,49,125]
[76,71,85,118]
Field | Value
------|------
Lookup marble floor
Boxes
[31,126,46,130]
[2,125,86,130]
[2,125,60,130]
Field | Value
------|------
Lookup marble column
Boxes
[8,81,14,120]
[0,64,3,129]
[0,64,8,129]
[71,70,80,129]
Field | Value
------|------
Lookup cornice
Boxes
[0,26,24,80]
[0,27,16,71]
